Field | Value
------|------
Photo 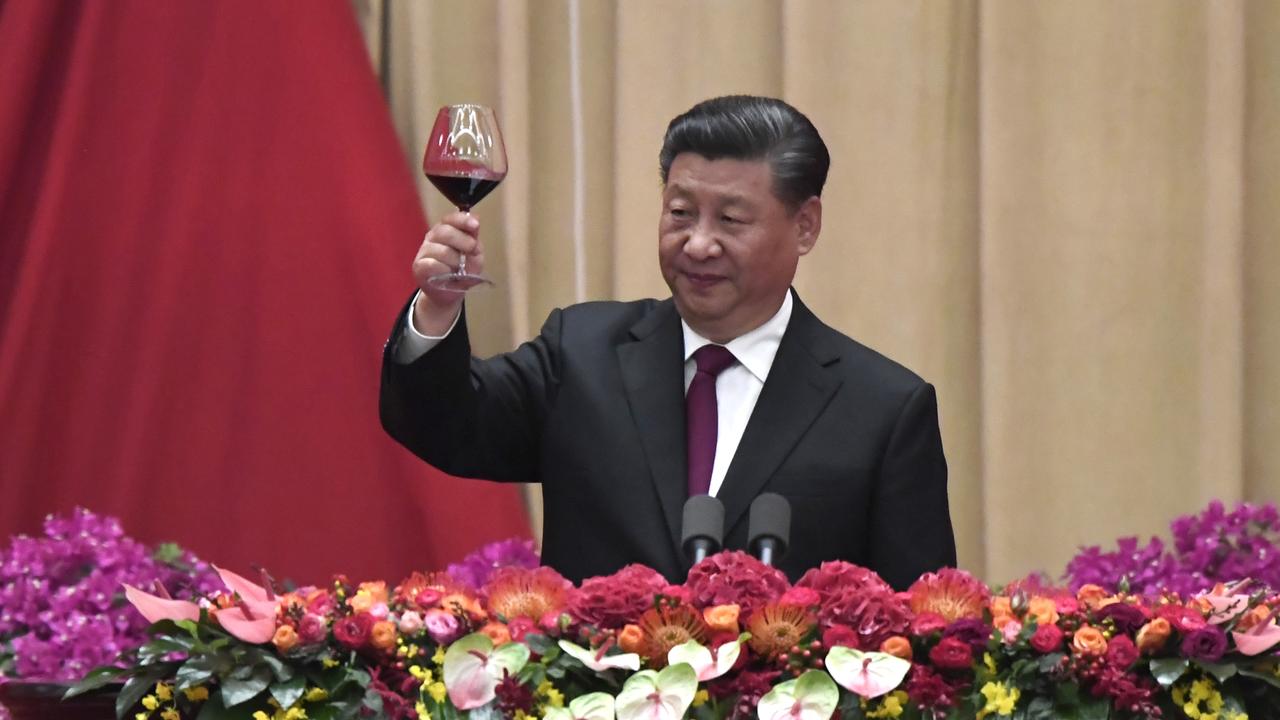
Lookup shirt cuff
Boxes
[395,291,460,363]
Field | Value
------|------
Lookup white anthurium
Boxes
[542,692,615,720]
[826,647,911,699]
[443,632,531,710]
[756,669,840,720]
[558,639,641,672]
[666,633,748,681]
[614,663,698,720]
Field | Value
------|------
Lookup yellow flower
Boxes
[976,681,1019,718]
[183,686,210,702]
[253,713,271,720]
[284,708,308,720]
[536,681,564,708]
[135,713,148,720]
[984,652,998,674]
[513,711,534,720]
[428,681,448,703]
[161,710,180,720]
[154,683,173,702]
[304,687,329,702]
[866,691,907,719]
[692,690,710,708]
[323,657,340,668]
[433,647,446,665]
[142,695,159,711]
[416,701,432,720]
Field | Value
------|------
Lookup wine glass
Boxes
[423,104,507,292]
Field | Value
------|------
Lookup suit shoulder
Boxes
[546,299,664,337]
[819,326,930,395]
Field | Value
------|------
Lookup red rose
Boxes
[297,613,329,645]
[780,587,821,608]
[1055,597,1080,616]
[1156,604,1206,633]
[911,612,947,636]
[822,624,859,649]
[1105,635,1139,669]
[416,588,443,609]
[334,612,374,649]
[1029,623,1064,654]
[928,636,974,671]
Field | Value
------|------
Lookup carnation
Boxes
[567,564,667,629]
[1181,626,1228,662]
[684,551,790,617]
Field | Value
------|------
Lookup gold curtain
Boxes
[352,0,1280,583]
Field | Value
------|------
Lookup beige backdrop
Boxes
[352,0,1280,584]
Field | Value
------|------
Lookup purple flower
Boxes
[1098,603,1149,635]
[942,617,992,652]
[445,538,540,591]
[1181,626,1228,662]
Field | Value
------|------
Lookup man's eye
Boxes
[721,215,744,224]
[669,207,691,218]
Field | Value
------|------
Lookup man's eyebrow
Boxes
[663,183,756,208]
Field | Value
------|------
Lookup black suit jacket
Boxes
[380,292,955,590]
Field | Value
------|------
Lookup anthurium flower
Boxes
[756,669,839,720]
[827,647,911,699]
[558,639,641,672]
[543,692,615,720]
[214,565,272,602]
[212,599,278,644]
[443,631,531,710]
[614,663,697,720]
[122,584,199,624]
[666,634,748,681]
[1232,604,1280,656]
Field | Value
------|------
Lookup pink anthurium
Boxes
[212,599,278,644]
[558,639,641,672]
[214,564,272,602]
[826,647,911,699]
[667,635,747,681]
[122,584,199,624]
[756,670,839,720]
[1233,604,1280,656]
[614,664,697,720]
[443,632,531,710]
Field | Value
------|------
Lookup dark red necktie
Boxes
[686,344,737,497]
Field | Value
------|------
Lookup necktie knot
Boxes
[693,344,736,377]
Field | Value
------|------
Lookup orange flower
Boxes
[1071,625,1107,656]
[442,593,487,622]
[992,613,1020,633]
[1076,584,1109,610]
[1026,597,1059,627]
[639,606,708,666]
[359,581,389,604]
[1136,618,1172,654]
[907,569,990,623]
[1236,605,1273,633]
[703,604,741,633]
[484,567,571,622]
[619,624,646,654]
[272,624,299,653]
[990,596,1013,619]
[479,621,511,647]
[880,635,912,661]
[747,603,816,658]
[370,620,397,651]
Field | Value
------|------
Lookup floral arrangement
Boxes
[72,546,1280,720]
[0,508,220,683]
[1067,502,1280,598]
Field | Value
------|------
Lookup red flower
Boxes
[1156,604,1206,633]
[818,584,912,650]
[334,612,375,649]
[685,551,790,616]
[905,665,961,709]
[1105,635,1139,669]
[1029,623,1064,654]
[911,612,947,636]
[928,636,974,671]
[567,564,667,629]
[908,569,990,623]
[779,586,821,608]
[822,624,859,649]
[795,561,892,603]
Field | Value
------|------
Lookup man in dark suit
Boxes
[381,96,955,590]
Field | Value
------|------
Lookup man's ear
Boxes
[794,196,822,255]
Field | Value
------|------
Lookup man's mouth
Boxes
[682,271,725,289]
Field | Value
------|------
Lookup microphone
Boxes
[682,495,724,565]
[748,493,791,566]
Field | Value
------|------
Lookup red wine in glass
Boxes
[422,105,507,291]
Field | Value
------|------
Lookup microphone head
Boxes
[748,492,791,555]
[681,495,725,556]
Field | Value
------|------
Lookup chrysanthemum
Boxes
[747,602,816,658]
[483,566,572,621]
[908,568,990,623]
[638,605,709,666]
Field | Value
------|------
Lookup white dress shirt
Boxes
[396,290,795,497]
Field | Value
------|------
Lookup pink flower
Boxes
[822,624,859,649]
[123,584,200,625]
[1029,624,1064,653]
[796,561,893,603]
[334,612,375,649]
[1106,635,1139,668]
[369,602,390,620]
[780,587,821,608]
[1002,620,1022,644]
[1056,597,1080,616]
[911,612,947,636]
[424,608,462,644]
[567,564,667,629]
[928,636,974,671]
[661,584,694,605]
[685,551,790,616]
[507,617,537,642]
[820,585,913,651]
[298,613,328,645]
[398,611,424,636]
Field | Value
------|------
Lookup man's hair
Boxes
[658,95,830,210]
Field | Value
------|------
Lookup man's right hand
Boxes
[410,212,484,336]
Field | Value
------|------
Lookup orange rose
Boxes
[1071,625,1107,656]
[703,604,741,633]
[1135,618,1172,654]
[370,620,397,651]
[990,597,1013,619]
[619,624,646,654]
[272,624,299,653]
[1026,597,1059,627]
[359,581,389,604]
[1076,584,1109,610]
[479,621,511,647]
[349,593,376,614]
[880,635,912,661]
[992,613,1019,633]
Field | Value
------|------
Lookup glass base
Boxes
[426,272,495,293]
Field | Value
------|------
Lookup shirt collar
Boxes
[681,290,793,383]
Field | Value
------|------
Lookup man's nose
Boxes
[683,222,721,260]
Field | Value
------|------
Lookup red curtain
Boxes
[0,0,530,584]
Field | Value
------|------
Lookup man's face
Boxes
[659,153,820,343]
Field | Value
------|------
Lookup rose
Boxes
[911,612,947,636]
[334,612,375,649]
[619,623,645,653]
[479,621,511,647]
[1026,597,1059,626]
[507,617,537,642]
[822,624,859,649]
[1181,626,1228,662]
[779,587,821,608]
[298,613,328,645]
[423,608,461,644]
[370,620,397,651]
[1105,635,1138,668]
[703,604,740,633]
[1055,597,1080,616]
[1071,625,1107,656]
[928,637,974,671]
[1001,620,1022,644]
[398,610,424,636]
[1098,602,1148,635]
[1029,624,1064,653]
[989,597,1012,619]
[272,624,299,652]
[415,588,443,609]
[1076,584,1110,610]
[1156,605,1206,633]
[881,635,912,660]
[1136,618,1171,654]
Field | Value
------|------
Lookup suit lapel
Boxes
[718,297,843,537]
[616,301,688,565]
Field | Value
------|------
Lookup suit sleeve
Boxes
[379,297,563,484]
[868,382,957,590]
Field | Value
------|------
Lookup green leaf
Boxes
[64,665,126,698]
[1196,660,1238,683]
[1237,667,1280,691]
[1036,652,1065,673]
[270,674,308,710]
[194,692,241,720]
[221,667,272,707]
[1078,696,1110,720]
[1022,697,1065,720]
[117,670,166,718]
[1150,657,1189,687]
